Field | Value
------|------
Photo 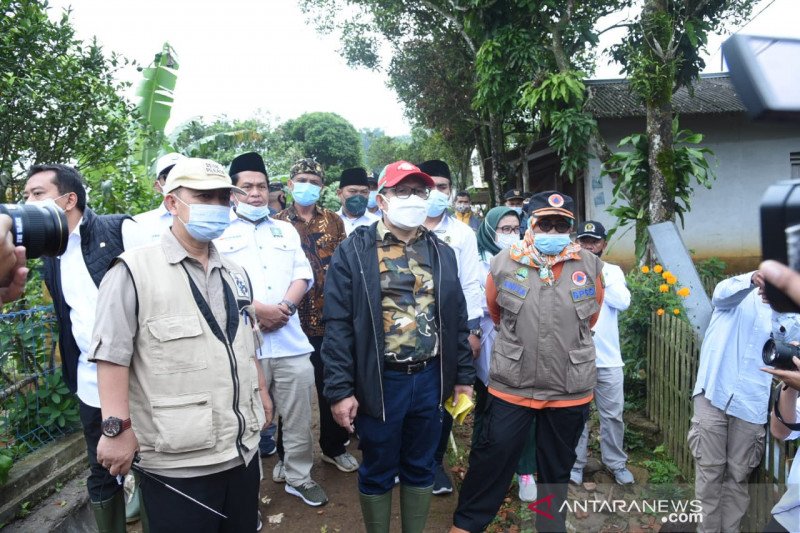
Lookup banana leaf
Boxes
[135,42,179,169]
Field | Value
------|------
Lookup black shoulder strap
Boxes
[179,264,239,346]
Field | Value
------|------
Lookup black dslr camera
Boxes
[724,35,800,312]
[0,203,69,258]
[763,337,800,371]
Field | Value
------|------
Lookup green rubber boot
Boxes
[90,490,126,533]
[359,491,392,533]
[399,484,433,533]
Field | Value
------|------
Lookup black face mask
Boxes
[593,250,603,258]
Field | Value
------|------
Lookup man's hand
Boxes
[96,429,138,477]
[331,396,358,432]
[0,246,27,307]
[452,384,474,406]
[763,356,800,391]
[260,387,274,428]
[761,260,800,309]
[255,302,290,333]
[468,334,480,359]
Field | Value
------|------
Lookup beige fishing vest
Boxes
[489,248,603,401]
[118,245,264,471]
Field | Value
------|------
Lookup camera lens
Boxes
[763,339,778,366]
[0,203,69,258]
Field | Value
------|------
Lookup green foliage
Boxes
[3,373,80,441]
[603,119,714,259]
[0,0,136,202]
[282,112,363,182]
[695,257,726,295]
[0,449,11,485]
[642,444,681,484]
[619,264,687,381]
[171,113,303,175]
[135,42,180,169]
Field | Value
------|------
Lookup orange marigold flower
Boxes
[641,266,650,274]
[673,308,681,315]
[677,287,690,297]
[661,270,673,279]
[653,265,663,274]
[666,275,678,285]
[659,284,669,293]
[657,308,665,316]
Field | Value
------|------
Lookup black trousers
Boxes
[434,411,453,464]
[278,335,348,459]
[453,395,589,533]
[139,454,260,533]
[78,400,123,503]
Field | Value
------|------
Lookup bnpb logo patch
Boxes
[548,194,564,207]
[572,271,587,286]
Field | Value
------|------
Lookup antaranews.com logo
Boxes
[528,494,703,525]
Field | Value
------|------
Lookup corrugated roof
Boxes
[585,73,746,118]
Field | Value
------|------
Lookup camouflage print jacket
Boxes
[321,221,475,420]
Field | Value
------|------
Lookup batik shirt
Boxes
[274,204,346,337]
[375,220,439,364]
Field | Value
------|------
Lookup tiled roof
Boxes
[585,73,746,118]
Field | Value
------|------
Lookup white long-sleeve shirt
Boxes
[592,262,631,368]
[773,402,800,531]
[692,272,774,424]
[430,214,483,326]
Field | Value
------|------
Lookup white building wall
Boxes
[585,114,800,271]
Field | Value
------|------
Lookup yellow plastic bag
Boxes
[445,393,475,425]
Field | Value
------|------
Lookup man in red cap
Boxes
[321,161,475,533]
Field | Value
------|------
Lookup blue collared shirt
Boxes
[692,272,774,424]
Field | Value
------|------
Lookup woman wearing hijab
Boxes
[474,207,537,503]
[451,191,604,533]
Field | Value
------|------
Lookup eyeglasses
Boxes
[537,219,572,233]
[384,186,430,200]
[496,225,521,235]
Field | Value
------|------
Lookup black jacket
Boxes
[43,208,130,394]
[321,221,475,420]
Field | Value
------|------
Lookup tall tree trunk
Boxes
[488,113,507,205]
[646,100,674,224]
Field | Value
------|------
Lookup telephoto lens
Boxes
[0,203,68,258]
[762,338,800,371]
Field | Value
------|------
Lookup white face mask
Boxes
[496,233,520,250]
[384,194,429,230]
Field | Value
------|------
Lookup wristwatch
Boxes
[280,299,298,315]
[469,327,483,339]
[101,416,131,438]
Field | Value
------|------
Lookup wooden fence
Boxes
[646,312,798,530]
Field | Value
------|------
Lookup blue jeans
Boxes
[356,362,443,494]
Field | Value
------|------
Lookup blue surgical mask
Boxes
[533,233,572,256]
[236,201,270,222]
[511,206,523,216]
[367,190,378,209]
[175,197,231,242]
[427,190,450,217]
[292,182,321,206]
[344,195,368,218]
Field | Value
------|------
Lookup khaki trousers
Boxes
[260,354,315,486]
[689,394,766,533]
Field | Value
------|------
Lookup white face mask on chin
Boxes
[384,194,429,230]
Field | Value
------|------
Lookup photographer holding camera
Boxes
[760,260,800,532]
[690,270,774,533]
[22,164,145,531]
[0,214,28,306]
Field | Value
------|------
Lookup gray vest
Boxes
[488,248,603,401]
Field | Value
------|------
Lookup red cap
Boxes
[378,161,434,191]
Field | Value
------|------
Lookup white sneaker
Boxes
[272,460,286,483]
[518,474,537,502]
[322,452,359,472]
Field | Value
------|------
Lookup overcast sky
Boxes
[49,0,800,137]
